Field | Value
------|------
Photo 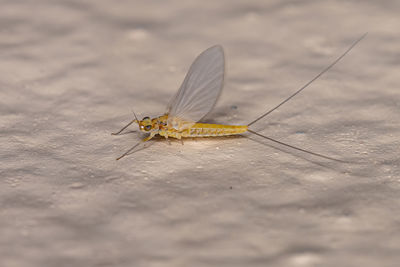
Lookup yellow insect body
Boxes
[113,35,365,160]
[138,115,247,139]
[183,123,248,138]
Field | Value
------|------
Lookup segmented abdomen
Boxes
[183,123,248,137]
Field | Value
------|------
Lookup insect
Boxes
[112,34,366,160]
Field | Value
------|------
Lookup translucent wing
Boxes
[166,45,225,130]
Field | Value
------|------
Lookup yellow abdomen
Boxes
[180,123,248,138]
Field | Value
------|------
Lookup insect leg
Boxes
[112,119,138,135]
[112,111,140,135]
[143,132,156,142]
[116,141,143,160]
[173,133,184,144]
[116,132,156,160]
[163,135,172,145]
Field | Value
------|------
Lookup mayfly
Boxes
[112,34,366,160]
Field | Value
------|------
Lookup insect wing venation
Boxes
[166,45,225,130]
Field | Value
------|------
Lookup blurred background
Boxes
[1,1,399,266]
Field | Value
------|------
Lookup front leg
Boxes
[172,133,185,145]
[143,131,157,142]
[163,135,172,145]
[116,132,156,160]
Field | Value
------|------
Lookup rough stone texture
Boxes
[1,1,399,266]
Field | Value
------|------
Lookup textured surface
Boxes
[1,1,400,266]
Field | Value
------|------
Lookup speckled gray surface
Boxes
[1,1,400,266]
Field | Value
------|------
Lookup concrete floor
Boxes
[1,1,400,266]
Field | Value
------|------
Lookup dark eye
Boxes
[144,125,152,131]
[143,116,150,120]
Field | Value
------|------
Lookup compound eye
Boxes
[143,116,150,120]
[144,125,152,131]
